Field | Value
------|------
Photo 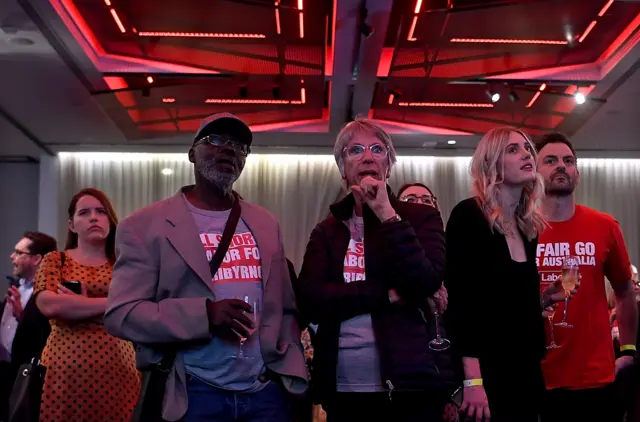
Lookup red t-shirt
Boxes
[537,205,632,390]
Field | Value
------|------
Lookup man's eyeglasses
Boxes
[13,249,33,256]
[197,134,251,156]
[400,194,438,208]
[343,144,388,160]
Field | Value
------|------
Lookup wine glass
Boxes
[555,256,579,328]
[232,295,258,359]
[546,306,561,349]
[427,297,451,351]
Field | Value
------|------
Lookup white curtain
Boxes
[58,153,640,270]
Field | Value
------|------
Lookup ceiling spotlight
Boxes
[447,140,457,145]
[574,92,586,104]
[146,75,154,84]
[239,86,248,98]
[486,89,500,103]
[508,90,520,102]
[161,168,174,176]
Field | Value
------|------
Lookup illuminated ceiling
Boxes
[21,0,640,139]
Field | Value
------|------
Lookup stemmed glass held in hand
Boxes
[555,256,579,328]
[546,306,561,349]
[427,297,451,351]
[232,295,258,359]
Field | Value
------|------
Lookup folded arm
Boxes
[381,211,445,305]
[297,224,389,325]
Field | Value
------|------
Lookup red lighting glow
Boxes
[398,102,494,108]
[109,9,126,33]
[162,97,175,103]
[578,20,598,43]
[137,31,266,39]
[275,3,281,35]
[300,87,306,104]
[407,0,421,41]
[414,0,423,14]
[450,38,568,45]
[526,83,547,108]
[407,16,418,41]
[598,0,614,17]
[298,0,304,39]
[104,0,111,5]
[205,99,301,105]
[388,94,394,105]
[525,92,541,109]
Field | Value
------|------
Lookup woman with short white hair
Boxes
[298,117,456,422]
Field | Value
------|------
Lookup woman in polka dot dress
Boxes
[35,188,140,421]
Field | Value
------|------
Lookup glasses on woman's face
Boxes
[197,134,250,156]
[343,143,388,160]
[401,194,438,208]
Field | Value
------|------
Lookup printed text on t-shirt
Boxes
[344,239,365,283]
[200,232,262,283]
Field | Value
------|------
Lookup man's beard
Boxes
[545,172,575,196]
[197,161,241,194]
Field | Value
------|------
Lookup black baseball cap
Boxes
[194,113,253,146]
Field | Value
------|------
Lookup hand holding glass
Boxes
[555,256,579,328]
[231,295,258,359]
[427,297,451,351]
[546,306,561,349]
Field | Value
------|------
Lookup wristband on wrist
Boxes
[463,378,483,387]
[620,345,638,359]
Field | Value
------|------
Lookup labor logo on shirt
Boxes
[200,232,262,283]
[344,238,365,283]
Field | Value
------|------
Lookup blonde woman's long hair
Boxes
[470,126,545,240]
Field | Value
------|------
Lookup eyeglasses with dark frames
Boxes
[196,134,251,156]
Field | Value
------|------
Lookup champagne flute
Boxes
[546,306,561,349]
[233,295,258,359]
[555,256,579,328]
[427,297,451,351]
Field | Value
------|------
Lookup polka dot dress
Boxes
[35,251,140,422]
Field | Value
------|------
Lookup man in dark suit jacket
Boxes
[0,231,57,420]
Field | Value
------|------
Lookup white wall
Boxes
[0,161,40,280]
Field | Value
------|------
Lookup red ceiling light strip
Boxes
[413,0,423,14]
[526,83,547,108]
[300,87,306,104]
[579,0,615,44]
[398,102,494,108]
[275,2,281,35]
[598,0,614,17]
[298,0,304,39]
[407,0,421,41]
[450,38,567,45]
[162,98,175,103]
[104,0,111,5]
[578,20,598,43]
[205,99,294,104]
[137,31,266,39]
[109,8,126,33]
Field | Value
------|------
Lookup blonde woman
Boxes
[445,127,566,422]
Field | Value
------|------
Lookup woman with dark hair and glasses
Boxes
[398,183,439,210]
[35,188,139,421]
